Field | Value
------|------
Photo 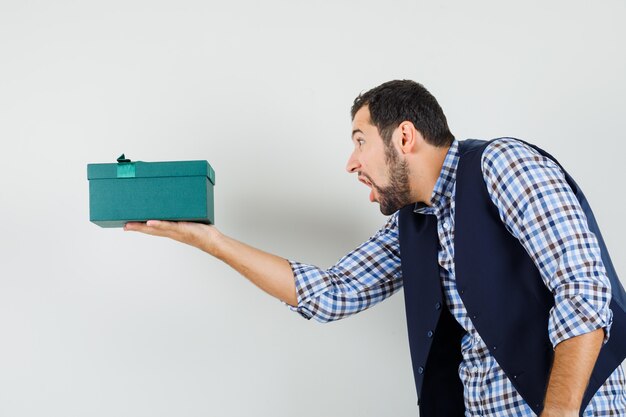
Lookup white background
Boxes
[0,1,624,416]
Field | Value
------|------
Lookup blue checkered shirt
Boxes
[286,138,626,415]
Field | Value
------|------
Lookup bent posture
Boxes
[126,80,626,416]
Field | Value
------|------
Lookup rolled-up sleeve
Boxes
[285,212,403,323]
[481,138,613,348]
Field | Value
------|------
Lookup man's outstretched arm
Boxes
[124,220,298,306]
[125,214,403,323]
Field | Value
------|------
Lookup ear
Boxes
[398,121,422,154]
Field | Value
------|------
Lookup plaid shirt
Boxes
[286,138,626,416]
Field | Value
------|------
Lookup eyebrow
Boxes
[352,129,363,138]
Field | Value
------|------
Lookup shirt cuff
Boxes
[280,260,321,321]
[549,293,613,349]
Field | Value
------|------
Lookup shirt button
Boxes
[435,302,442,310]
[427,330,434,338]
[442,222,450,230]
[418,366,424,374]
[472,366,478,373]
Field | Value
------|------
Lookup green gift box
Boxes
[87,154,215,228]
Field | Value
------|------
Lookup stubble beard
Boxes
[376,146,412,216]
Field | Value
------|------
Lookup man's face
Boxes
[346,106,412,215]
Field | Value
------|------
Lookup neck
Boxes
[415,144,451,206]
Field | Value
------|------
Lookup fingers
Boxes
[124,220,218,252]
[124,220,178,237]
[145,220,176,230]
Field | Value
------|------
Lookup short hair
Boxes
[351,80,454,148]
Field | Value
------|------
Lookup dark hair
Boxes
[351,80,454,148]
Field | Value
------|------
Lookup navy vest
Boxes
[398,139,626,416]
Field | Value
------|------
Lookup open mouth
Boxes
[358,175,373,188]
[358,175,376,202]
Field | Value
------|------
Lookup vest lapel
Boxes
[398,205,465,415]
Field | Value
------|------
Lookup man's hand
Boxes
[124,220,222,255]
[124,220,298,306]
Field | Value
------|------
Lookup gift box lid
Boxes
[87,154,215,185]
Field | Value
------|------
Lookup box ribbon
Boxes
[116,154,136,178]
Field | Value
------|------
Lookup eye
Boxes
[356,138,365,147]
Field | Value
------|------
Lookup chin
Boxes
[379,204,397,216]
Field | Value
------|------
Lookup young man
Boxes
[125,80,626,416]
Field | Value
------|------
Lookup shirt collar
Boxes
[414,139,460,213]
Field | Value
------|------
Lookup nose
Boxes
[346,150,360,173]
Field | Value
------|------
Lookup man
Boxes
[125,80,626,416]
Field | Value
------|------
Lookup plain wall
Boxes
[0,1,624,416]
